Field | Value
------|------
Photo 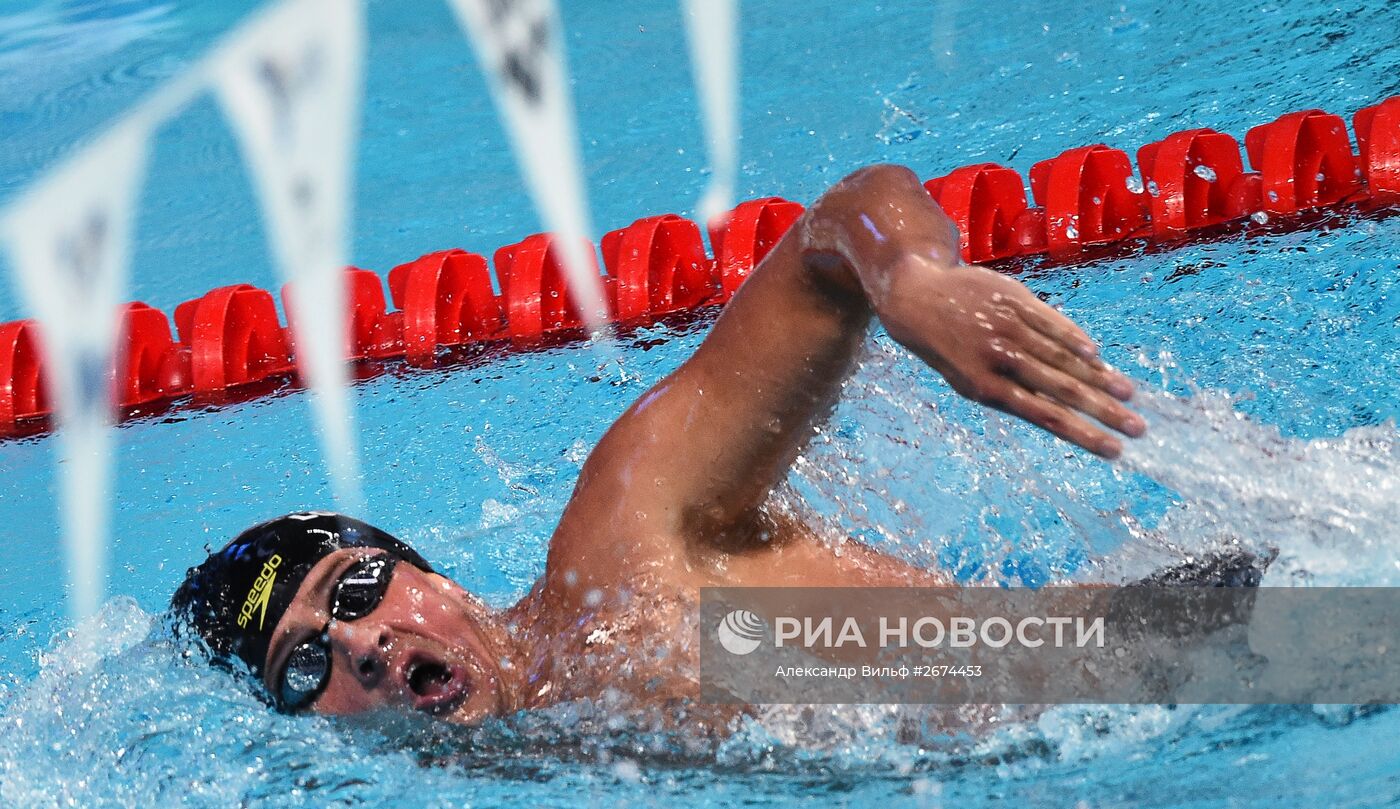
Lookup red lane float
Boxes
[0,320,48,423]
[283,269,405,365]
[707,197,804,300]
[117,302,185,407]
[495,234,608,338]
[173,284,294,393]
[0,308,185,419]
[924,163,1029,264]
[602,214,715,320]
[389,250,504,366]
[1245,109,1362,215]
[2,95,1399,437]
[1030,144,1151,258]
[1136,129,1249,239]
[338,268,403,361]
[1354,98,1400,204]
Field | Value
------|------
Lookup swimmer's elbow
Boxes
[831,163,921,196]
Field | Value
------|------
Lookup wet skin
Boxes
[263,164,1145,725]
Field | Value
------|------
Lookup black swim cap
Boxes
[169,513,434,685]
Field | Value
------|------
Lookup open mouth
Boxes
[404,657,470,716]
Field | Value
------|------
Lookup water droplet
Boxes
[1092,196,1103,205]
[912,778,942,797]
[1065,225,1079,239]
[1315,172,1326,182]
[1125,176,1144,194]
[611,758,642,782]
[1193,164,1217,182]
[1267,190,1279,202]
[1147,180,1160,197]
[1251,211,1269,224]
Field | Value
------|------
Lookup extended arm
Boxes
[548,165,1143,574]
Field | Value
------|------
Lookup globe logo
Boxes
[716,609,766,656]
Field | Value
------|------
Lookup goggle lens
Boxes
[281,641,329,702]
[332,557,395,620]
[277,555,398,712]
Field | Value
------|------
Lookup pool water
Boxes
[1,0,1398,806]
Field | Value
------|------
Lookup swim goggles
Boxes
[275,555,399,712]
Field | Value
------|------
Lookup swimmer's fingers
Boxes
[993,384,1124,459]
[1006,356,1146,440]
[1013,293,1099,360]
[1016,325,1135,402]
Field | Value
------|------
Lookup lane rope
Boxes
[2,96,1397,437]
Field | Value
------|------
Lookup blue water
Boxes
[1,0,1399,806]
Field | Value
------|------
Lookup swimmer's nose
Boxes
[327,620,394,689]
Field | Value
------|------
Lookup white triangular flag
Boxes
[1,119,152,620]
[682,0,738,227]
[444,0,610,332]
[212,0,364,511]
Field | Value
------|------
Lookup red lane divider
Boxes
[924,163,1028,263]
[601,214,715,320]
[118,302,184,407]
[495,234,609,338]
[1136,128,1248,240]
[1355,97,1400,204]
[173,284,294,393]
[1030,144,1151,257]
[2,95,1398,436]
[0,321,47,424]
[707,196,804,301]
[1245,109,1362,215]
[283,269,405,365]
[388,249,504,366]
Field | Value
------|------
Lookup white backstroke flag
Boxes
[1,120,152,620]
[213,0,365,510]
[445,0,610,332]
[682,0,738,226]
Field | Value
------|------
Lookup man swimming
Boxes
[172,164,1150,727]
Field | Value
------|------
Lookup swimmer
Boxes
[171,165,1153,727]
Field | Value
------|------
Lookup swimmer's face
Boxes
[262,548,507,724]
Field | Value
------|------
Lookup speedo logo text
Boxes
[237,554,283,630]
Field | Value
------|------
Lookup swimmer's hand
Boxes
[875,258,1145,458]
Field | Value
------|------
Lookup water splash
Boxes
[0,600,487,806]
[876,75,930,146]
[777,332,1399,592]
[781,338,1138,586]
[1119,388,1400,585]
[2,358,1397,803]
